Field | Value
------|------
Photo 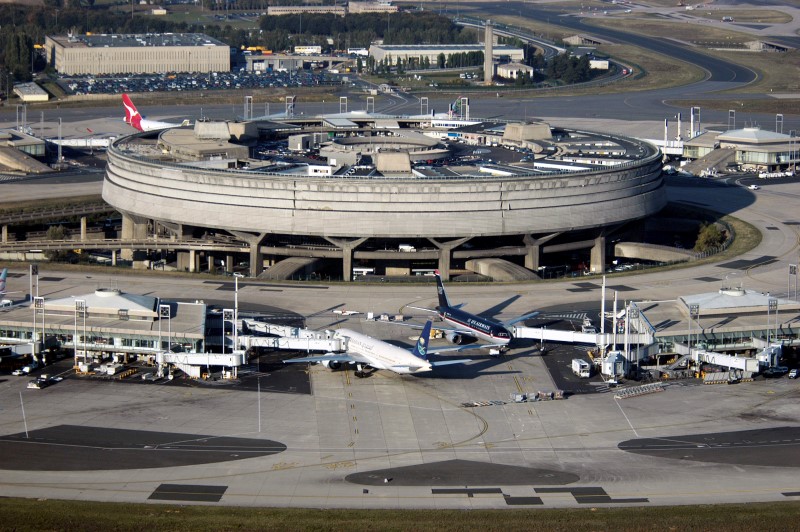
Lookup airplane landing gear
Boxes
[354,364,372,378]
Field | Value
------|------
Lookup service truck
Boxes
[571,358,591,378]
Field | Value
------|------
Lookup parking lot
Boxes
[59,69,338,96]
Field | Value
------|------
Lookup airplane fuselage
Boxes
[335,328,432,374]
[438,307,512,345]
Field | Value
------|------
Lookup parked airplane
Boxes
[284,321,473,377]
[0,268,25,299]
[122,94,191,132]
[409,271,539,347]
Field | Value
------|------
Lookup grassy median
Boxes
[1,498,800,531]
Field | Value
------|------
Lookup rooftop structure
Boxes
[266,5,346,16]
[0,288,207,358]
[102,112,665,281]
[12,82,48,103]
[44,33,230,75]
[684,127,799,173]
[369,44,524,64]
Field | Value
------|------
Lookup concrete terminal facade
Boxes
[368,44,524,65]
[102,115,665,280]
[45,33,230,76]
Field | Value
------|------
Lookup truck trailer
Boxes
[571,358,591,378]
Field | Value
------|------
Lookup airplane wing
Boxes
[392,320,480,338]
[405,305,439,314]
[429,359,472,367]
[427,344,493,354]
[283,352,369,365]
[501,311,541,328]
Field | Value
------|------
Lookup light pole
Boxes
[234,275,238,352]
[223,309,234,376]
[75,299,86,364]
[767,298,777,344]
[689,304,699,355]
[159,304,171,353]
[33,296,44,363]
[770,298,779,343]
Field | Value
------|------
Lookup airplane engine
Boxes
[322,360,341,370]
[445,331,463,345]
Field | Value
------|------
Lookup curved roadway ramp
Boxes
[619,426,800,467]
[0,425,286,471]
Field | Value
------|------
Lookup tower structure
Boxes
[484,20,494,85]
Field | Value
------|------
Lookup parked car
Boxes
[789,368,799,379]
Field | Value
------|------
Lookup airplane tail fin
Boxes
[411,321,433,360]
[0,268,7,294]
[122,94,143,131]
[434,270,451,310]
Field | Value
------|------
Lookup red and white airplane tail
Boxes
[122,94,190,132]
[122,94,143,131]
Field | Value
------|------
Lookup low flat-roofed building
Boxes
[13,82,49,103]
[44,33,230,75]
[684,127,798,172]
[496,62,533,79]
[717,127,798,172]
[0,288,207,358]
[157,126,250,162]
[563,34,611,46]
[267,5,345,16]
[0,129,47,158]
[682,131,719,160]
[369,44,524,64]
[348,1,398,13]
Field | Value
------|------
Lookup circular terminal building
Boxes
[103,111,665,280]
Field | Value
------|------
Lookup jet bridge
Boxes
[154,350,248,379]
[512,326,654,347]
[237,319,345,353]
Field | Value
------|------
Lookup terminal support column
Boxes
[120,213,149,261]
[325,237,368,282]
[80,217,87,242]
[428,237,471,281]
[523,233,560,273]
[1,225,6,244]
[590,235,606,274]
[229,231,267,278]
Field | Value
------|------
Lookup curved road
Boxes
[500,3,757,83]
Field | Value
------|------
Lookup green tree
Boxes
[44,225,71,262]
[694,222,726,252]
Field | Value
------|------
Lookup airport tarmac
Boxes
[2,77,800,508]
[1,169,800,508]
[0,323,798,508]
